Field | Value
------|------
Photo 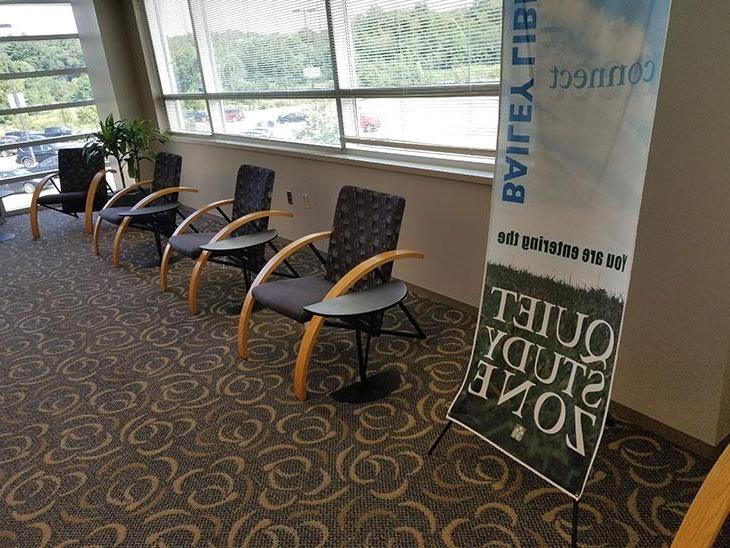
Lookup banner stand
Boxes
[426,421,581,548]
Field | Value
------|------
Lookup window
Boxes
[0,3,100,212]
[143,0,501,167]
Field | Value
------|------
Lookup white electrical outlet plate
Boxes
[302,193,310,209]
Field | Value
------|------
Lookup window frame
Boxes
[140,0,500,172]
[0,30,97,189]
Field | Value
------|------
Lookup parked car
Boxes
[44,126,72,137]
[0,168,35,194]
[191,110,208,122]
[359,114,381,133]
[30,155,59,173]
[5,130,44,142]
[24,156,60,193]
[242,124,274,139]
[0,136,18,157]
[277,112,307,123]
[16,135,56,168]
[224,108,244,122]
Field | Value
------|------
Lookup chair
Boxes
[92,152,196,267]
[159,164,294,315]
[671,443,730,547]
[237,185,425,402]
[29,147,107,239]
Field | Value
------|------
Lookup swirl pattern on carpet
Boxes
[0,210,726,547]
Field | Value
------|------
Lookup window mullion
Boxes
[0,67,88,81]
[324,0,346,152]
[149,0,176,94]
[186,0,215,134]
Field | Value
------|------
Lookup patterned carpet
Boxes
[0,210,725,547]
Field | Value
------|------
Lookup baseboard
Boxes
[719,431,730,454]
[405,282,478,314]
[610,401,725,460]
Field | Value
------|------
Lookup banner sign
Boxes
[448,0,672,498]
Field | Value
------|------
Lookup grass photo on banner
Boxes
[449,264,623,496]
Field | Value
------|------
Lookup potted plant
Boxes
[84,114,168,188]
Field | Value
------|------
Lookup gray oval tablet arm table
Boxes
[303,279,424,403]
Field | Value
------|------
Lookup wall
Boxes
[614,0,730,447]
[114,1,730,448]
[72,0,144,120]
[158,139,492,306]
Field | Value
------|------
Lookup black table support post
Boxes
[303,280,419,404]
[355,328,372,384]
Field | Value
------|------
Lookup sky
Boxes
[0,4,77,36]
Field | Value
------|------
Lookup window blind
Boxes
[329,0,502,90]
[143,0,503,161]
[189,0,335,93]
[144,0,204,95]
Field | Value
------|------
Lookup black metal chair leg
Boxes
[136,230,168,269]
[398,301,426,339]
[331,320,399,404]
[282,258,299,278]
[222,262,251,316]
[154,232,163,259]
[267,241,299,278]
[243,267,252,292]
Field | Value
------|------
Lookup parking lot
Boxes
[178,98,500,151]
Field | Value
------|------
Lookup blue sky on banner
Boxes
[489,0,671,296]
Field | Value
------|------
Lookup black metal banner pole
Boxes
[427,421,454,456]
[572,498,579,548]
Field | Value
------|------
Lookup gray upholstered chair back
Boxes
[325,186,405,291]
[231,164,276,234]
[230,164,276,270]
[58,148,105,212]
[151,152,182,197]
[146,152,182,235]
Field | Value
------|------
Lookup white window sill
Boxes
[166,133,494,186]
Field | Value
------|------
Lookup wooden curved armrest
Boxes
[84,169,113,234]
[130,186,198,210]
[294,249,424,400]
[210,210,293,242]
[236,230,332,355]
[323,250,425,301]
[672,443,730,547]
[100,180,153,210]
[159,198,234,291]
[92,179,155,254]
[29,172,59,239]
[171,199,234,239]
[31,171,58,200]
[110,187,198,267]
[186,209,295,314]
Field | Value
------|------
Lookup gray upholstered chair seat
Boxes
[168,232,216,258]
[99,206,132,225]
[38,191,87,205]
[252,276,334,323]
